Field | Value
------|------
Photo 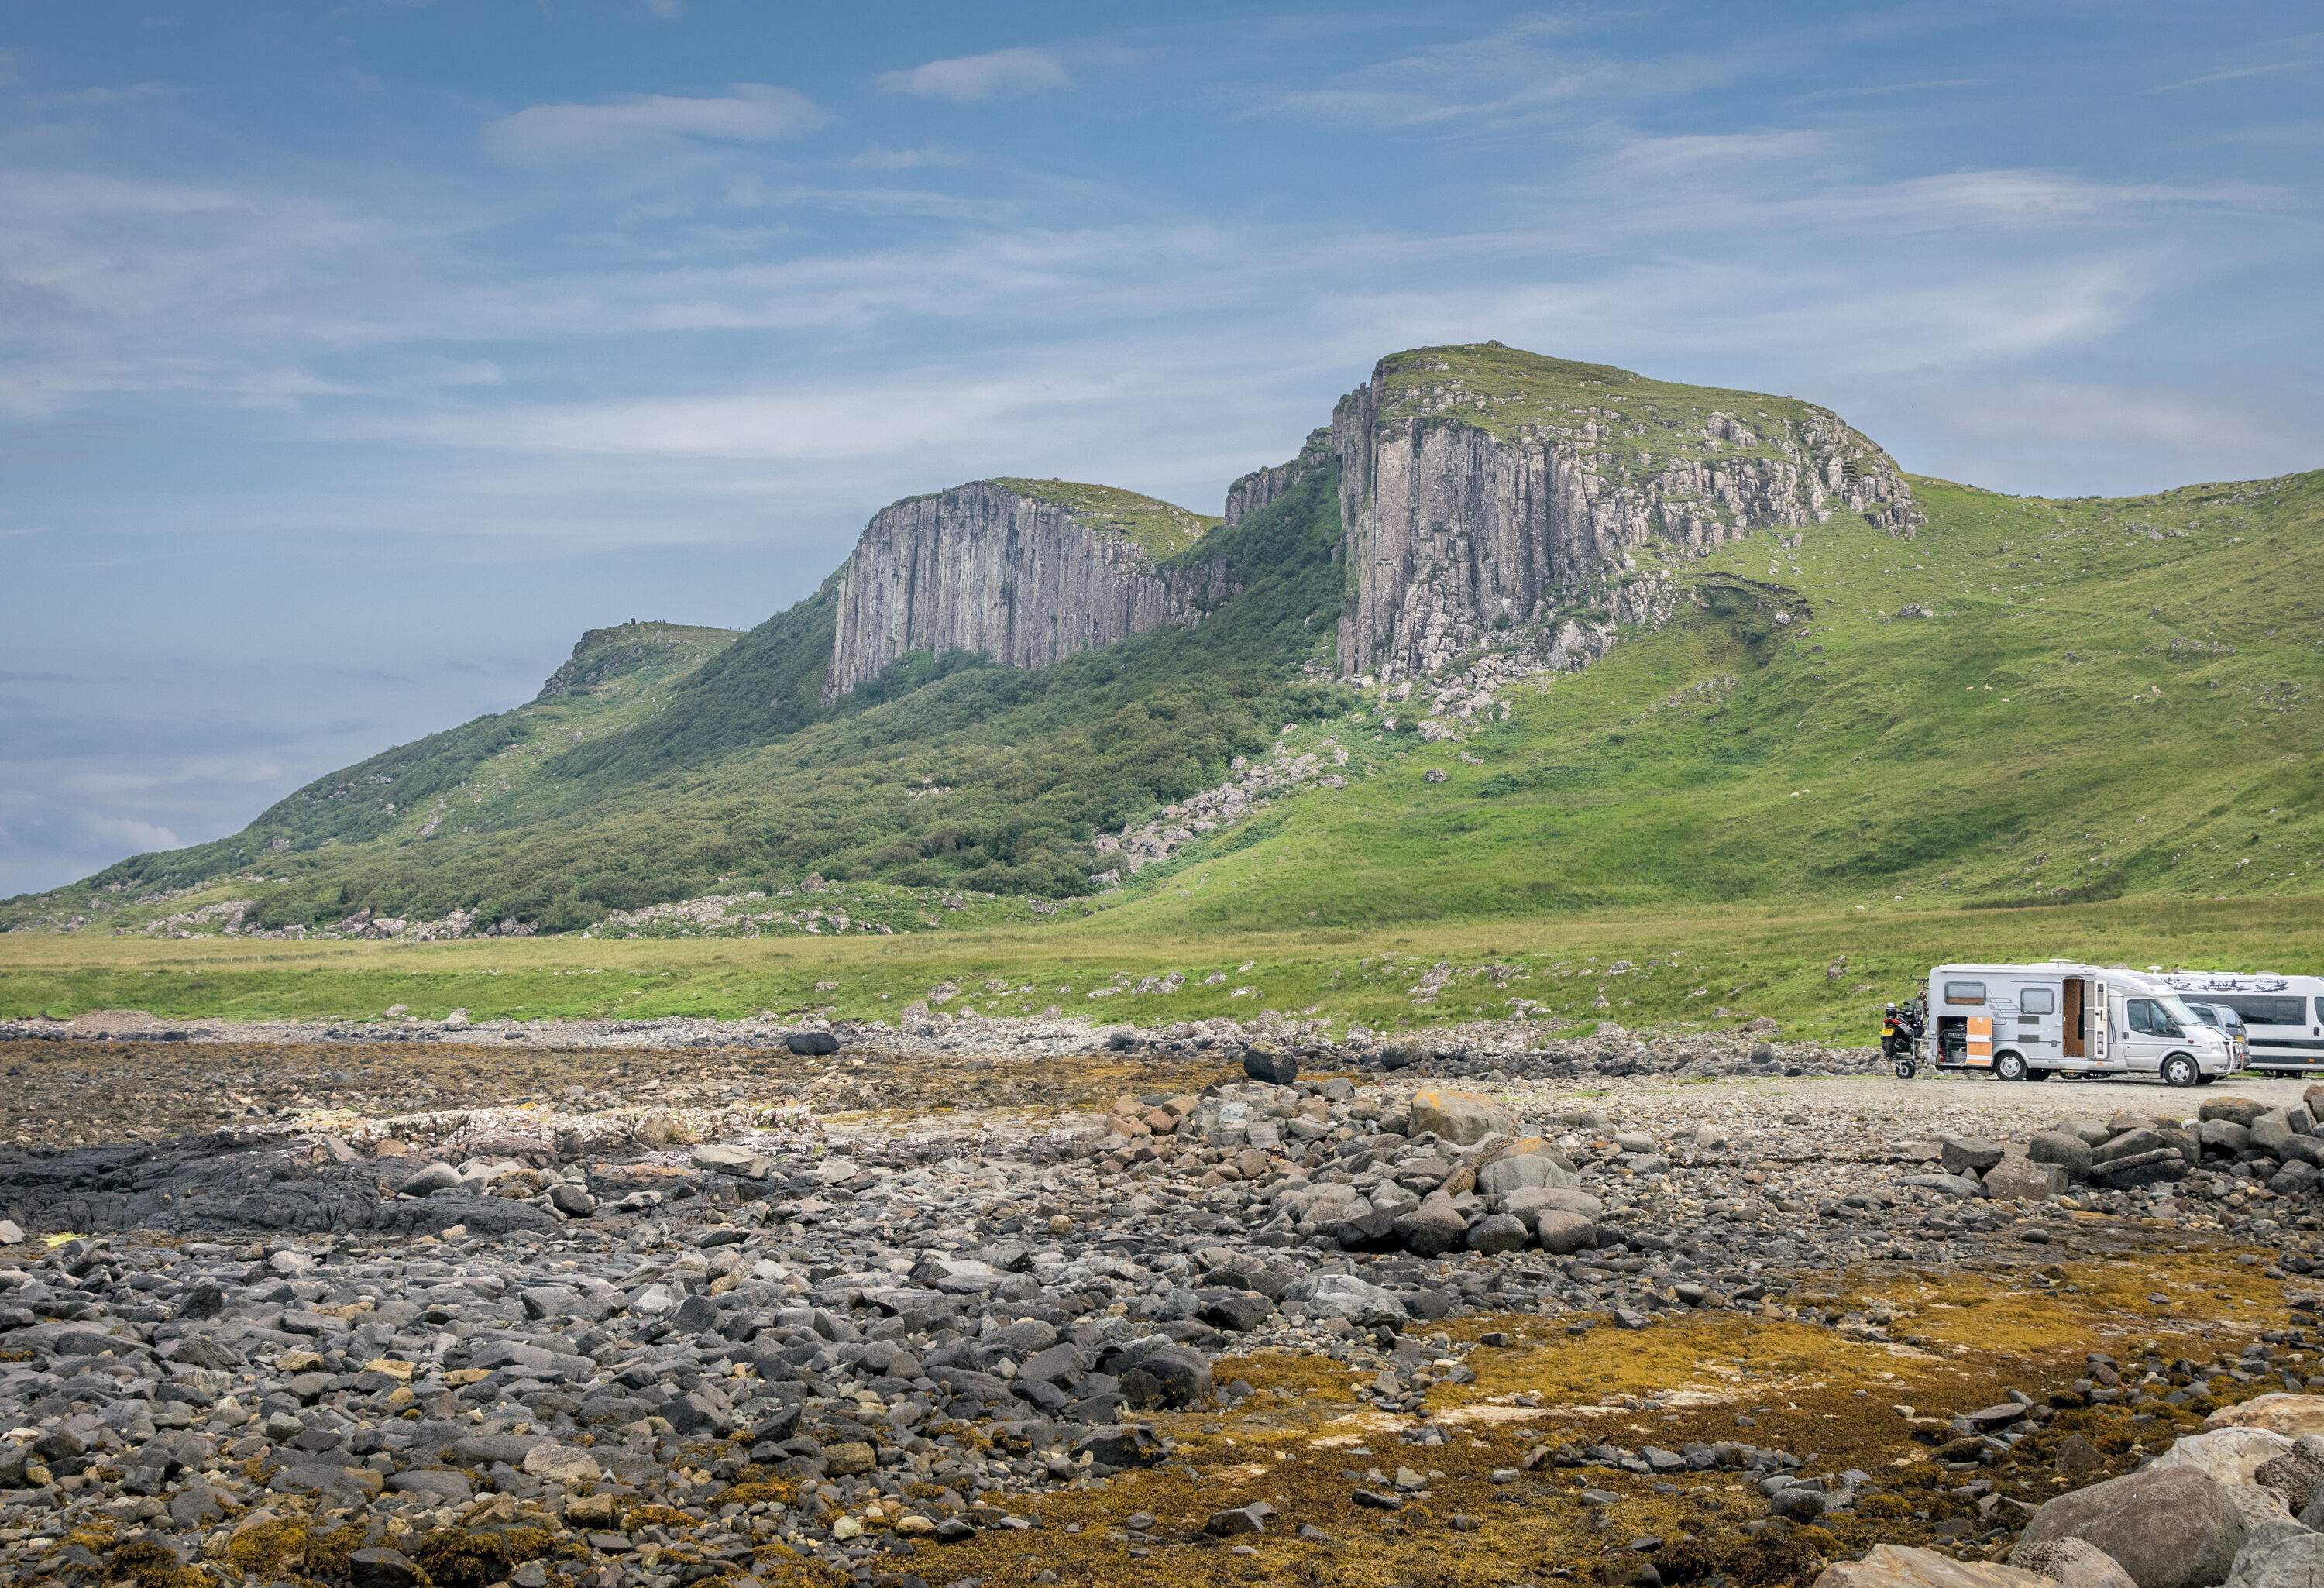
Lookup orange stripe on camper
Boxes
[1967,1016,1992,1067]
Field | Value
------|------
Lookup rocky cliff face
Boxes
[1224,428,1335,528]
[1330,345,1920,679]
[823,480,1210,703]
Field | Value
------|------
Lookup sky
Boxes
[2,1,2319,899]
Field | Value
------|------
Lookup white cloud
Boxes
[482,84,825,163]
[1939,380,2308,458]
[77,814,181,853]
[850,144,969,170]
[875,47,1068,104]
[2144,60,2311,95]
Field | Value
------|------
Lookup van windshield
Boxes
[2159,995,2201,1028]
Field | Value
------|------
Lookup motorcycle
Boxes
[1882,1007,1923,1079]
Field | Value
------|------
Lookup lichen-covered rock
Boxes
[2149,1428,2294,1487]
[2212,1397,2324,1438]
[2009,1467,2244,1588]
[1817,1544,2055,1588]
[1409,1088,1518,1146]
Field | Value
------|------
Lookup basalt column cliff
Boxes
[823,479,1219,703]
[1329,345,1923,679]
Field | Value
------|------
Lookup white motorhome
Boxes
[2160,972,2324,1072]
[1923,961,2235,1086]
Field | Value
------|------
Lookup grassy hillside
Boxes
[6,339,2319,1041]
[991,477,1219,559]
[0,468,1349,933]
[1106,469,2324,934]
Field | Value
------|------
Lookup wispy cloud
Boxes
[850,144,968,170]
[875,47,1068,104]
[482,84,826,163]
[2144,60,2312,95]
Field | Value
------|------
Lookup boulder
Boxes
[1466,1212,1528,1254]
[1984,1155,2068,1201]
[2199,1097,2270,1126]
[2150,1428,2293,1487]
[1500,1186,1604,1227]
[1533,1210,1599,1256]
[1117,1344,1212,1409]
[1394,1191,1470,1258]
[2029,1131,2095,1180]
[1817,1545,2055,1588]
[1242,1044,1299,1085]
[397,1162,461,1197]
[2222,1530,2324,1588]
[1941,1136,2009,1176]
[2009,1467,2244,1588]
[785,1030,840,1056]
[2211,1397,2324,1439]
[689,1145,761,1177]
[2009,1539,2140,1588]
[2093,1149,2192,1191]
[1284,1273,1409,1327]
[1409,1089,1518,1147]
[1477,1152,1580,1198]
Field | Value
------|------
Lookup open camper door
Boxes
[2091,978,2108,1068]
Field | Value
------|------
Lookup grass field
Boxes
[5,893,2316,1043]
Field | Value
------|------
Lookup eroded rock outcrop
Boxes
[1223,426,1334,528]
[1329,344,1920,679]
[824,480,1216,703]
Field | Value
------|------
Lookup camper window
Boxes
[2022,987,2055,1015]
[2127,999,2177,1036]
[1944,981,1986,1005]
[2220,995,2305,1026]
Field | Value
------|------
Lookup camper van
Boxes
[1923,961,2235,1085]
[2161,972,2324,1072]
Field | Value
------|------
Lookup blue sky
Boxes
[3,2,2319,897]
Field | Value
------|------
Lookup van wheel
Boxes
[2161,1054,2199,1088]
[1994,1052,2028,1082]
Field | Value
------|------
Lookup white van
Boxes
[1924,961,2235,1086]
[2160,972,2324,1073]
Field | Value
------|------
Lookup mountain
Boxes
[6,344,2321,944]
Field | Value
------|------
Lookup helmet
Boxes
[1884,1002,1898,1016]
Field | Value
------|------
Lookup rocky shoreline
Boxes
[4,1030,2322,1588]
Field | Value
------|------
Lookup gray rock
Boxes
[1284,1272,1410,1326]
[1466,1212,1528,1254]
[1533,1210,1599,1255]
[2003,1540,2138,1588]
[397,1161,460,1196]
[1243,1044,1298,1085]
[2224,1530,2324,1588]
[1477,1153,1578,1197]
[2011,1467,2244,1588]
[2029,1131,2095,1180]
[1985,1155,2068,1201]
[1941,1135,2008,1176]
[1394,1191,1469,1257]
